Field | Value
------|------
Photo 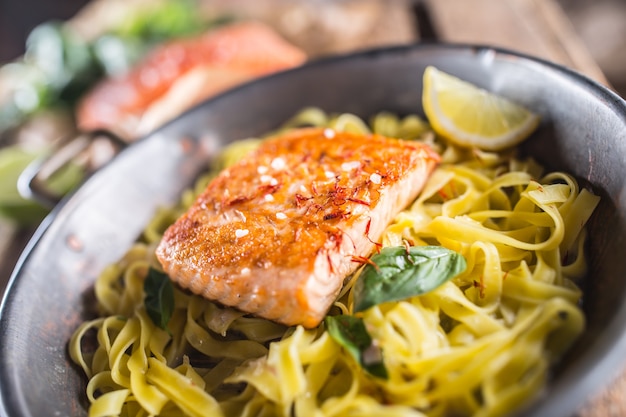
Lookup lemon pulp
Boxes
[422,66,540,151]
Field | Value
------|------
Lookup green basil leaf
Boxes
[325,315,388,379]
[353,245,466,313]
[144,267,175,330]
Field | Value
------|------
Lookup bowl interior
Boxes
[1,44,625,417]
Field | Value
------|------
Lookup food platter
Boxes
[0,43,625,417]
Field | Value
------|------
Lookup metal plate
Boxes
[1,43,625,417]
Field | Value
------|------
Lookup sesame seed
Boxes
[235,229,249,238]
[323,128,336,139]
[271,157,286,170]
[241,267,251,276]
[264,194,275,202]
[325,170,336,179]
[370,173,382,184]
[276,212,287,220]
[341,161,361,172]
[257,165,268,174]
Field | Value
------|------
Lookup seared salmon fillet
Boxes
[156,127,440,327]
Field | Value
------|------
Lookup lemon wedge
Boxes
[422,66,540,151]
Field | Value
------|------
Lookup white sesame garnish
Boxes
[241,267,251,276]
[260,174,273,183]
[270,178,279,186]
[264,194,275,202]
[299,185,308,193]
[276,212,287,220]
[341,161,361,172]
[325,170,336,179]
[271,157,286,170]
[257,165,268,174]
[370,173,382,184]
[235,229,249,238]
[323,128,336,139]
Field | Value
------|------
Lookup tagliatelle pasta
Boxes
[69,108,599,417]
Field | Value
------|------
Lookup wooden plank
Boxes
[576,362,626,416]
[68,0,419,59]
[199,0,418,57]
[516,0,608,85]
[423,0,608,85]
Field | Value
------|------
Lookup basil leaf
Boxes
[144,267,175,330]
[353,245,466,313]
[325,315,388,379]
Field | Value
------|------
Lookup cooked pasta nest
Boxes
[70,107,599,417]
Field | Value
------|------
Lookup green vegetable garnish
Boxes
[115,0,229,43]
[0,145,83,224]
[353,245,466,312]
[325,315,388,379]
[144,267,175,331]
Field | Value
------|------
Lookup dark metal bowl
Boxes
[1,43,625,417]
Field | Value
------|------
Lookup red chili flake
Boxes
[351,255,380,272]
[295,193,312,208]
[324,211,350,221]
[327,229,343,244]
[327,253,335,274]
[449,180,457,198]
[363,217,383,252]
[347,197,371,206]
[227,195,252,206]
[312,203,325,213]
[402,240,417,265]
[258,183,281,195]
[329,182,348,206]
[438,189,449,200]
[473,278,486,299]
[438,181,458,201]
[301,151,312,163]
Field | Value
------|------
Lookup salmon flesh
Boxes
[156,127,440,328]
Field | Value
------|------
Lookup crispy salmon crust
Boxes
[156,127,440,327]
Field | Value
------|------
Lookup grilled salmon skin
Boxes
[156,127,440,328]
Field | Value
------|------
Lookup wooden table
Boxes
[0,0,622,415]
